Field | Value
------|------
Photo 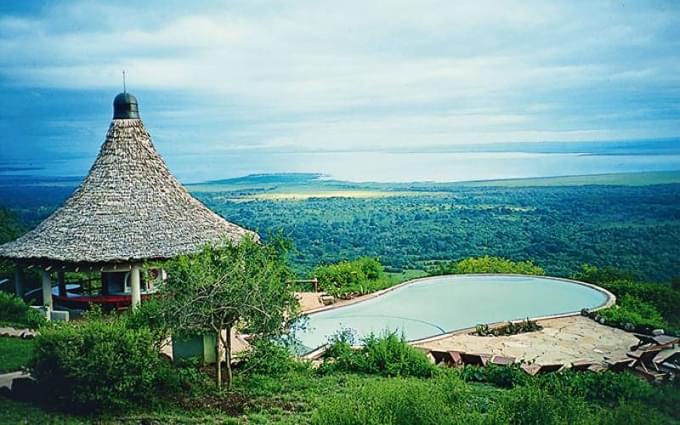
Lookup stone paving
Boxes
[415,316,639,365]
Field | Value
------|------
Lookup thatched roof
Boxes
[0,94,257,265]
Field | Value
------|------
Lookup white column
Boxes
[130,264,141,309]
[41,270,53,312]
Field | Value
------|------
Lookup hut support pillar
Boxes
[14,266,23,298]
[131,264,141,309]
[41,270,53,313]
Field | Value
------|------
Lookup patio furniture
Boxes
[630,334,679,351]
[427,350,463,367]
[604,358,635,373]
[627,348,664,374]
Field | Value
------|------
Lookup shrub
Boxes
[320,333,436,378]
[0,291,46,329]
[240,337,300,376]
[598,294,667,331]
[29,317,166,411]
[123,298,171,350]
[429,256,544,276]
[313,257,392,298]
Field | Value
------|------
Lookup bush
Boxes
[598,294,667,331]
[29,317,167,411]
[429,256,545,276]
[575,264,680,328]
[313,257,392,298]
[320,333,436,378]
[123,298,171,349]
[240,337,300,376]
[0,291,46,329]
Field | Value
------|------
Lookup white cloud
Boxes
[0,0,679,153]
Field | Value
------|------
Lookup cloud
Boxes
[0,0,679,157]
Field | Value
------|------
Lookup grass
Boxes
[0,336,33,373]
[2,366,678,424]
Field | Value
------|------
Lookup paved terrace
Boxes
[414,316,638,365]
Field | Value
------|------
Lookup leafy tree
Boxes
[161,236,298,388]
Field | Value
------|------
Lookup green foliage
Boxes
[312,375,471,425]
[0,291,46,329]
[0,336,34,373]
[573,264,638,285]
[240,337,301,376]
[123,297,172,350]
[598,294,667,331]
[576,264,680,331]
[475,319,542,337]
[320,333,436,378]
[536,370,654,406]
[460,364,528,388]
[29,317,167,411]
[430,256,545,276]
[313,257,392,298]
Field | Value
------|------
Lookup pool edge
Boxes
[299,273,616,356]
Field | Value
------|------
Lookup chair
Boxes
[631,334,679,351]
[427,350,463,367]
[605,357,635,373]
[627,348,663,374]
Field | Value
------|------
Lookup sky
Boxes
[0,0,679,179]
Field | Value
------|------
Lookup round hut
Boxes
[0,93,257,315]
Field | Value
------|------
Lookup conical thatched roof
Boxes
[0,94,256,265]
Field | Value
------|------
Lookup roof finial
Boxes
[122,70,127,94]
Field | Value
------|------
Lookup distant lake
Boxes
[2,149,680,184]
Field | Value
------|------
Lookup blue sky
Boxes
[0,1,679,166]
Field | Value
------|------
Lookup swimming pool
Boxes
[296,274,612,352]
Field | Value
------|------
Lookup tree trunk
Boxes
[215,329,222,388]
[224,325,233,388]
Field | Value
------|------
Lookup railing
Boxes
[0,278,9,290]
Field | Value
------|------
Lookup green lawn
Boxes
[0,337,33,373]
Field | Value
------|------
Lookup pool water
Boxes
[296,275,609,352]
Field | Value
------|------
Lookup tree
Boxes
[161,236,298,388]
